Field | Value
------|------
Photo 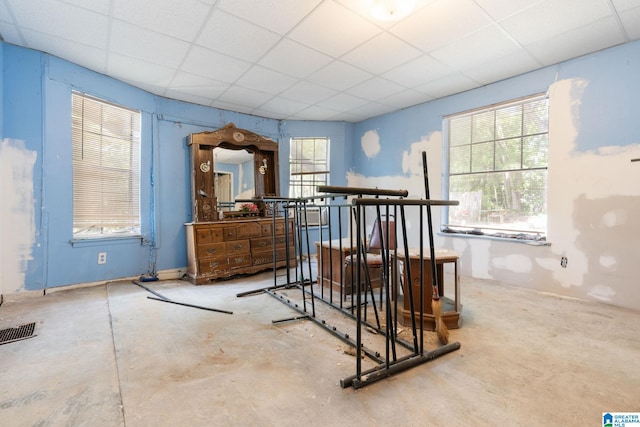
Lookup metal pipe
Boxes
[353,198,458,207]
[146,296,233,315]
[341,342,461,389]
[317,185,409,197]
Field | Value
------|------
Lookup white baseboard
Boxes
[1,267,189,303]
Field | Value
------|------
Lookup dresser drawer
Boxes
[225,240,250,254]
[197,242,225,258]
[252,250,273,266]
[251,237,273,251]
[196,226,224,245]
[227,254,252,269]
[274,221,286,235]
[198,256,229,274]
[253,249,290,265]
[236,221,262,239]
[223,227,237,241]
[260,223,273,236]
[273,235,290,247]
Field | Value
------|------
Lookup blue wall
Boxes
[0,42,353,290]
[3,39,640,310]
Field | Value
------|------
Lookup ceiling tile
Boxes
[59,0,111,15]
[107,53,176,88]
[290,105,343,121]
[382,55,452,87]
[216,85,274,109]
[287,1,380,57]
[258,38,333,78]
[1,1,14,23]
[5,0,640,122]
[500,0,613,46]
[347,77,407,101]
[254,97,309,118]
[212,100,255,115]
[341,32,422,75]
[611,0,640,11]
[197,9,281,62]
[236,65,299,95]
[462,49,540,84]
[7,0,109,49]
[377,89,433,109]
[217,0,321,35]
[347,101,395,119]
[473,0,545,21]
[20,28,108,74]
[0,22,21,44]
[169,72,230,97]
[316,93,370,111]
[110,20,191,68]
[112,0,211,41]
[525,17,626,66]
[430,25,521,69]
[181,46,252,83]
[389,0,494,52]
[415,73,481,98]
[618,5,640,39]
[163,89,216,107]
[306,60,373,91]
[279,81,337,104]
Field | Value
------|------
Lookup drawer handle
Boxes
[209,261,219,268]
[207,248,218,254]
[234,244,243,250]
[258,241,267,247]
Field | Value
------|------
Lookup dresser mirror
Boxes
[213,147,255,211]
[187,123,280,222]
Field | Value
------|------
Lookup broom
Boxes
[422,151,449,345]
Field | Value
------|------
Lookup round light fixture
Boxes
[369,0,415,21]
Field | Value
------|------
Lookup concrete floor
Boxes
[1,270,639,427]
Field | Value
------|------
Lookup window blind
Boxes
[72,93,141,237]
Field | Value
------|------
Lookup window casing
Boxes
[289,137,330,198]
[446,94,548,240]
[72,92,141,238]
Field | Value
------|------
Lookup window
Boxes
[72,92,141,238]
[446,94,548,240]
[289,137,330,198]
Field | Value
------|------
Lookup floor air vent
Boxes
[0,322,37,345]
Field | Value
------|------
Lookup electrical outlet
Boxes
[98,252,107,264]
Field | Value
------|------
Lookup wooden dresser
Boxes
[185,217,294,284]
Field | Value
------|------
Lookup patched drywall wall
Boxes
[347,131,445,247]
[0,139,37,295]
[348,76,640,310]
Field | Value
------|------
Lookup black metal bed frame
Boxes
[238,185,460,389]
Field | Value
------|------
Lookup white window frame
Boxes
[289,137,330,199]
[445,94,549,241]
[72,92,141,239]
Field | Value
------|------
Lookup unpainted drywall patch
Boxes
[587,285,616,302]
[599,255,616,269]
[600,209,628,228]
[361,130,380,159]
[401,132,442,181]
[492,254,532,274]
[0,139,37,294]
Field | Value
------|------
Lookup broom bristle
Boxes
[432,298,449,344]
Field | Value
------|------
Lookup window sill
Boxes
[438,230,550,246]
[70,235,143,247]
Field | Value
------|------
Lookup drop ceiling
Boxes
[1,0,639,122]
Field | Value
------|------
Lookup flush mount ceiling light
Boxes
[369,0,415,21]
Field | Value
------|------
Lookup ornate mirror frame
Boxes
[186,123,280,222]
